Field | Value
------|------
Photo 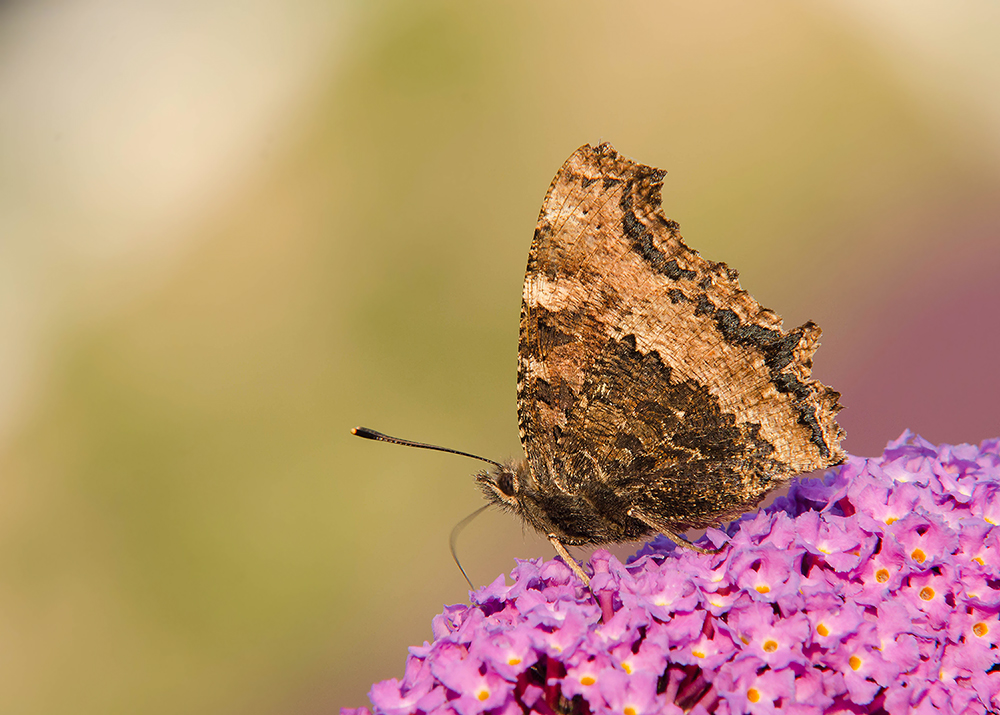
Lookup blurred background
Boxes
[1,1,998,712]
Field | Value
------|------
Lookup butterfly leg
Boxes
[628,508,724,555]
[547,534,591,586]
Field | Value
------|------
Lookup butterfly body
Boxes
[478,458,654,547]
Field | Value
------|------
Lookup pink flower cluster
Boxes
[344,432,1000,714]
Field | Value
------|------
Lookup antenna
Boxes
[351,426,504,470]
[352,425,504,590]
[450,505,490,589]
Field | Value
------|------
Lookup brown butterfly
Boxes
[355,143,845,586]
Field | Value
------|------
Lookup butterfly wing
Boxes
[516,143,845,532]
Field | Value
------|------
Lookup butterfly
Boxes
[356,143,845,586]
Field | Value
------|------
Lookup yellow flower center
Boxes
[875,568,890,583]
[508,658,521,666]
[477,688,490,702]
[624,707,637,715]
[621,662,632,674]
[580,676,596,686]
[849,655,862,671]
[973,622,989,638]
[919,586,935,601]
[691,650,705,659]
[755,585,770,594]
[763,640,778,653]
[911,548,926,563]
[747,688,760,703]
[816,623,830,637]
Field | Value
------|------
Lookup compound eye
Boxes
[496,471,516,496]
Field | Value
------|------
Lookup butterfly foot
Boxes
[629,507,727,555]
[664,531,726,555]
[547,534,591,587]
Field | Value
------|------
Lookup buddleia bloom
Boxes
[343,432,1000,715]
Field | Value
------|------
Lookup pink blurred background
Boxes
[0,2,997,713]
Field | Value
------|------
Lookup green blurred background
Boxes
[1,1,998,713]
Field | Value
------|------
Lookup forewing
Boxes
[516,143,844,525]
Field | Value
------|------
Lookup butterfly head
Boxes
[477,459,564,537]
[477,459,536,511]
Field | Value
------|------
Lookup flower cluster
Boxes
[344,432,1000,714]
